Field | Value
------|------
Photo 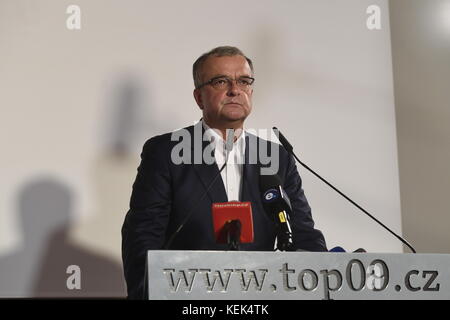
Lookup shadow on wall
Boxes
[0,178,126,298]
[72,73,165,290]
[108,76,144,156]
[102,73,166,156]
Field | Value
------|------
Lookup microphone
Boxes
[329,246,346,252]
[328,246,367,253]
[259,174,295,251]
[223,220,242,250]
[164,128,235,249]
[212,201,254,247]
[272,127,417,254]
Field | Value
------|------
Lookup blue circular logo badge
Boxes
[263,189,280,203]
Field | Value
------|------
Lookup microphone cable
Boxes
[273,127,416,254]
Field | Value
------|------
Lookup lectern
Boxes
[147,250,450,300]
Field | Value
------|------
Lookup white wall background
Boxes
[0,0,402,297]
[390,0,450,254]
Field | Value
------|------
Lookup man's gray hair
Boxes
[192,46,254,89]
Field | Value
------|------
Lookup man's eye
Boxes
[214,79,227,85]
[238,79,251,85]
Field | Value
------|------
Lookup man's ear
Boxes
[193,89,203,110]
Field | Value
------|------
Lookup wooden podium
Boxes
[146,250,450,300]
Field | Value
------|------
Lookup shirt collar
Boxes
[201,119,246,150]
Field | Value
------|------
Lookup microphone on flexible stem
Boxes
[164,128,235,249]
[272,127,417,254]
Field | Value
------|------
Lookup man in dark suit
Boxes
[121,46,327,299]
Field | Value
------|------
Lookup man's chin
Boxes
[222,112,248,123]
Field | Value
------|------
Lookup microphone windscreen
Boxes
[259,174,282,192]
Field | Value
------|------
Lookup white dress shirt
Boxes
[202,120,245,201]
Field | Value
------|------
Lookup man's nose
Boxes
[226,81,240,96]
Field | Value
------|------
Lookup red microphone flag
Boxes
[212,202,254,244]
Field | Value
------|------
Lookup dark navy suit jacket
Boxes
[121,124,327,299]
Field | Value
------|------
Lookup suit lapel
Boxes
[187,124,268,205]
[189,123,228,203]
[241,133,261,203]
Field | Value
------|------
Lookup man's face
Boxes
[193,55,253,130]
